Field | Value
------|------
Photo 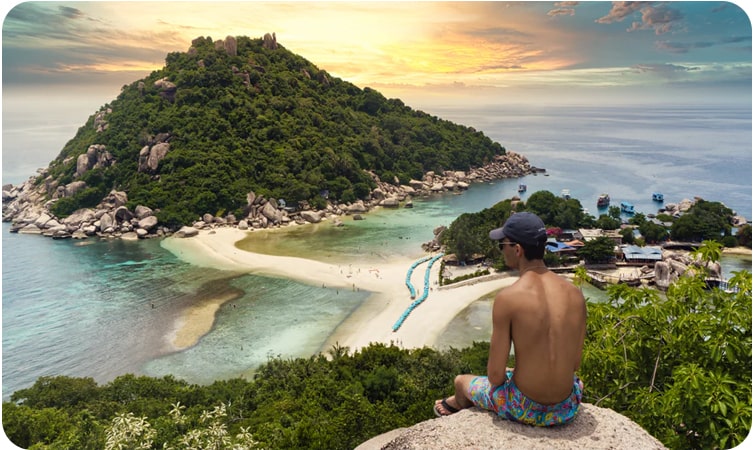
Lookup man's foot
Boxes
[433,397,461,417]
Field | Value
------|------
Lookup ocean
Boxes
[2,104,751,400]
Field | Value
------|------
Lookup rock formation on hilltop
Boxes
[356,404,667,450]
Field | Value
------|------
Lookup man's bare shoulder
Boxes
[493,279,531,308]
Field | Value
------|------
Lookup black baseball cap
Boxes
[489,212,547,246]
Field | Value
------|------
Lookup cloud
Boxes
[655,40,713,54]
[595,1,651,24]
[627,5,684,35]
[656,35,752,54]
[595,2,683,35]
[630,63,699,75]
[547,1,579,17]
[58,6,86,20]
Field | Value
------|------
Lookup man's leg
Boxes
[434,374,477,415]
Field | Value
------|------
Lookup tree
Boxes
[608,205,621,220]
[736,224,751,248]
[581,255,751,449]
[670,200,734,242]
[577,236,616,264]
[691,240,723,264]
[595,214,621,230]
[639,221,669,244]
[619,227,635,245]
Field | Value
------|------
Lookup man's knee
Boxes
[454,374,474,392]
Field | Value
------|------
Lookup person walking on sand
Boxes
[433,211,587,426]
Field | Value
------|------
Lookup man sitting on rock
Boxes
[434,212,586,426]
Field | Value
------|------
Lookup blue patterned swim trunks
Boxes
[468,371,583,426]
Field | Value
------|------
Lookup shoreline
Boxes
[160,227,517,354]
[158,228,751,357]
[722,246,752,256]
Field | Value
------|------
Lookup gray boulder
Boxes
[63,208,96,227]
[138,216,159,231]
[300,210,322,224]
[261,202,282,224]
[175,226,199,238]
[134,205,153,219]
[358,404,666,450]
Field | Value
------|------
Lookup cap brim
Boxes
[489,227,506,240]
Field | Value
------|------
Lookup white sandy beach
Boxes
[161,226,518,354]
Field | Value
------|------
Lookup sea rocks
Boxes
[174,226,199,238]
[3,150,536,241]
[2,183,171,240]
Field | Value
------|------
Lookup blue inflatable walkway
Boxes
[393,253,444,332]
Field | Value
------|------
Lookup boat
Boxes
[620,201,635,214]
[652,192,664,202]
[597,193,610,208]
[518,184,527,193]
[561,189,571,200]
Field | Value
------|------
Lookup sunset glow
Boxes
[2,1,749,104]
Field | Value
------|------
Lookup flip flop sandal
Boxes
[433,397,460,417]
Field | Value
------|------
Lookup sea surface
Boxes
[3,104,751,400]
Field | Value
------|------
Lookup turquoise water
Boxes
[3,104,751,400]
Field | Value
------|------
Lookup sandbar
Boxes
[170,290,241,350]
[161,226,518,353]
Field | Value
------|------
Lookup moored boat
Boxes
[620,201,635,214]
[561,189,571,200]
[518,184,527,193]
[652,192,664,202]
[597,193,610,208]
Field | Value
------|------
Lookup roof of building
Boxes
[620,245,663,261]
[546,241,578,252]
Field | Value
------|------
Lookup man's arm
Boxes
[487,289,513,387]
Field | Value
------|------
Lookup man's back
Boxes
[499,269,586,405]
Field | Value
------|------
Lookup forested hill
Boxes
[35,33,506,226]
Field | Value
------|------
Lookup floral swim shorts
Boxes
[468,371,583,426]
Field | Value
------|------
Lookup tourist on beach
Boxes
[433,211,587,427]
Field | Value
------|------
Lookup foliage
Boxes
[440,199,517,262]
[3,343,490,450]
[594,214,621,230]
[670,200,734,243]
[441,269,491,286]
[580,247,752,449]
[578,236,616,264]
[736,224,751,248]
[525,190,588,229]
[4,260,751,450]
[38,35,504,222]
[639,220,670,244]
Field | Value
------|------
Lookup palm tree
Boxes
[692,240,723,264]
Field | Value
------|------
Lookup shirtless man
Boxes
[434,211,587,426]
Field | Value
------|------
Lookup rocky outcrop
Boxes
[93,108,112,133]
[75,144,115,178]
[263,32,278,50]
[3,186,172,240]
[356,405,666,450]
[154,77,177,102]
[138,134,172,173]
[654,250,723,290]
[3,150,535,241]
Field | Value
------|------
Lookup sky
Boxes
[1,1,752,183]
